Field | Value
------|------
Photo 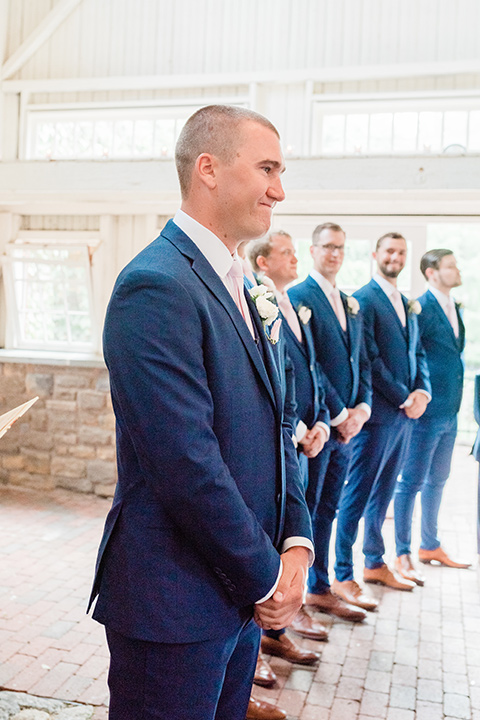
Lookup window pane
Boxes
[54,122,75,159]
[393,113,418,152]
[34,123,55,159]
[133,120,154,157]
[468,111,480,151]
[93,122,113,159]
[345,114,368,154]
[336,240,372,290]
[418,112,442,153]
[21,313,45,341]
[369,113,393,153]
[113,120,134,158]
[443,111,467,150]
[321,115,345,154]
[75,122,94,159]
[69,314,92,342]
[153,119,175,157]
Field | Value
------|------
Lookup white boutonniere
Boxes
[408,299,422,315]
[297,305,312,325]
[346,296,360,316]
[248,284,280,344]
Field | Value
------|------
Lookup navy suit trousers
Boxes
[335,415,413,580]
[106,619,260,720]
[306,434,353,594]
[394,415,457,554]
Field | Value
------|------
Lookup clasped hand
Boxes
[336,407,369,444]
[402,390,428,419]
[253,546,309,630]
[300,425,327,458]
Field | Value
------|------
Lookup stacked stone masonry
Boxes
[0,363,116,497]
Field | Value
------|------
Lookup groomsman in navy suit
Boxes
[89,106,313,720]
[247,231,330,688]
[334,232,431,595]
[289,223,374,621]
[394,249,470,577]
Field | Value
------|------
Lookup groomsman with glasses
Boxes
[394,249,471,578]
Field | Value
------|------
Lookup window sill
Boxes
[0,349,105,368]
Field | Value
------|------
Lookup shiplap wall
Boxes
[4,0,480,80]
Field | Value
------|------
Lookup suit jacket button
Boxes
[276,493,281,503]
[350,356,354,363]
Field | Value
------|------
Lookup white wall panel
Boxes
[4,0,480,83]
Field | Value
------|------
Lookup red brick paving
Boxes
[0,445,478,718]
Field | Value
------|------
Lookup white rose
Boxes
[249,284,271,300]
[347,296,360,315]
[255,295,278,325]
[408,299,422,315]
[298,306,312,324]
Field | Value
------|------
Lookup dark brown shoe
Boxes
[305,589,367,622]
[418,546,471,569]
[246,696,286,720]
[331,578,379,611]
[261,632,319,665]
[289,606,329,641]
[253,652,276,687]
[395,554,425,586]
[364,563,415,590]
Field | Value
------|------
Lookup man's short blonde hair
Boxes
[247,231,291,273]
[175,105,279,198]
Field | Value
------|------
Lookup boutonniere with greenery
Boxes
[297,305,312,325]
[248,284,281,344]
[455,300,464,310]
[346,296,360,316]
[407,299,422,315]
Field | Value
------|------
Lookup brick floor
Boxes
[0,445,478,718]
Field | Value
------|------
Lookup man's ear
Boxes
[195,153,217,190]
[256,254,268,273]
[424,266,434,281]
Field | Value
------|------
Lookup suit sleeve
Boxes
[355,320,373,407]
[360,299,411,407]
[413,316,432,395]
[104,269,282,608]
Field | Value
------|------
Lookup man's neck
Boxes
[265,275,285,294]
[429,280,450,297]
[377,271,397,287]
[180,201,238,254]
[316,268,336,286]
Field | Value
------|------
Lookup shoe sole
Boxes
[364,578,414,591]
[419,557,471,568]
[331,593,378,612]
[289,628,329,642]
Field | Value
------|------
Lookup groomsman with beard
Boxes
[394,249,470,578]
[334,232,431,596]
[288,223,374,621]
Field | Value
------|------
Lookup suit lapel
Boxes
[456,304,466,352]
[164,222,278,410]
[306,276,348,348]
[281,310,308,358]
[426,290,462,349]
[371,279,408,341]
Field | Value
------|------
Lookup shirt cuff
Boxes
[355,402,371,420]
[414,389,432,402]
[281,536,315,566]
[295,420,308,444]
[255,559,282,605]
[400,389,432,408]
[330,407,348,427]
[315,421,330,441]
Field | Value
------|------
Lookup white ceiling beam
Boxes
[3,59,480,94]
[1,0,83,81]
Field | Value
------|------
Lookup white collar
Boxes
[310,269,336,297]
[428,284,453,310]
[373,272,399,298]
[173,209,234,280]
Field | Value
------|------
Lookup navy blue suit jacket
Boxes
[354,279,431,424]
[280,311,329,431]
[417,289,465,420]
[89,220,312,644]
[288,276,371,419]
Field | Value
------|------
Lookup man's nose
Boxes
[269,176,285,203]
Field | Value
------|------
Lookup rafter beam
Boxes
[1,0,83,80]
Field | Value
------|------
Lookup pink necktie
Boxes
[226,258,255,338]
[330,287,347,331]
[278,294,302,342]
[446,298,459,338]
[391,288,406,327]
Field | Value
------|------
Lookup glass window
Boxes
[443,111,468,150]
[4,244,96,352]
[369,113,393,153]
[345,114,369,154]
[321,115,345,154]
[418,112,442,153]
[393,112,418,153]
[468,110,480,151]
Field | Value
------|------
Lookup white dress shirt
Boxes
[173,211,314,601]
[309,270,371,425]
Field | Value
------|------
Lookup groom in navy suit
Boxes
[288,223,374,621]
[394,249,470,575]
[334,232,431,594]
[89,106,313,720]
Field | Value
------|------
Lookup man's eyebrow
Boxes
[260,159,286,173]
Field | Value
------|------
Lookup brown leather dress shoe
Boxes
[395,554,425,586]
[305,589,367,622]
[418,546,471,569]
[331,578,379,611]
[363,563,415,590]
[261,632,319,665]
[289,606,329,641]
[253,652,277,687]
[246,696,286,720]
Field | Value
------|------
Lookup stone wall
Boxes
[0,361,116,497]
